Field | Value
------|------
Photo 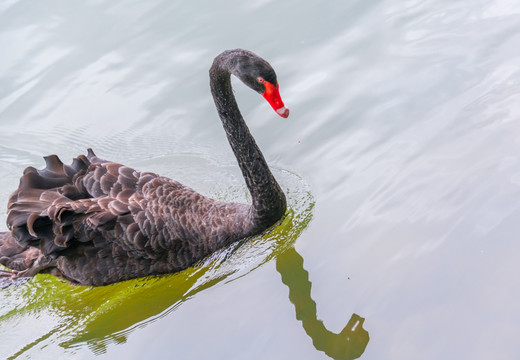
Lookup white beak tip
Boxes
[276,106,290,118]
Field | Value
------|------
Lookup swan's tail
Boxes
[0,231,41,288]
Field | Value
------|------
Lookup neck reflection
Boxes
[276,247,369,360]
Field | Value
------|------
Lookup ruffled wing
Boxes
[6,149,150,258]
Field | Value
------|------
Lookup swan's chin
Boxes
[276,106,290,118]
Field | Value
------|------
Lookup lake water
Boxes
[1,0,520,359]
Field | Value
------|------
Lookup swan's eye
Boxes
[257,77,265,84]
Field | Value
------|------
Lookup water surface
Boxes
[1,0,520,359]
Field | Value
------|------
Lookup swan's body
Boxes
[0,49,289,286]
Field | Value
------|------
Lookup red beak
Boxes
[262,81,290,118]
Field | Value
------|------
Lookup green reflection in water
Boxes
[1,183,368,359]
[277,247,369,360]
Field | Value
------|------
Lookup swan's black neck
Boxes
[209,50,286,233]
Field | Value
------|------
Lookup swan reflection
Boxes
[61,245,370,360]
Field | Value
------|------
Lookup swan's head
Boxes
[231,50,290,118]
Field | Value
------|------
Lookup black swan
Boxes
[0,49,289,286]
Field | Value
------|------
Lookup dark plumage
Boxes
[0,49,289,286]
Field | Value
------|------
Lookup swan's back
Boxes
[4,150,251,285]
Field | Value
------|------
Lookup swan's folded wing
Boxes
[79,155,143,199]
[5,149,149,258]
[7,187,134,257]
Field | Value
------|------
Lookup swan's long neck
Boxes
[209,55,286,232]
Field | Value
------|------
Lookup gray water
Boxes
[1,0,520,359]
